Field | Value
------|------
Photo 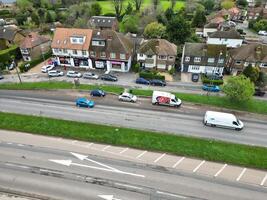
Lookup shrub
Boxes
[0,45,20,64]
[139,71,165,80]
[131,63,140,73]
[168,66,175,75]
[201,74,224,85]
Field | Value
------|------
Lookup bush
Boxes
[131,63,140,73]
[168,66,175,75]
[201,74,224,85]
[0,45,20,64]
[139,71,165,80]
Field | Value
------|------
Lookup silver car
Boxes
[118,92,137,103]
[48,70,64,77]
[67,71,82,78]
[83,72,99,79]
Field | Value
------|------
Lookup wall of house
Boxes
[203,28,217,37]
[207,38,243,48]
[53,48,89,58]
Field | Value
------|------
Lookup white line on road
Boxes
[114,183,143,190]
[119,148,128,154]
[156,191,187,199]
[86,143,94,148]
[17,144,24,147]
[193,160,205,173]
[172,157,185,168]
[102,145,110,151]
[236,168,247,181]
[71,140,77,144]
[214,164,227,177]
[260,173,267,186]
[136,151,147,159]
[154,153,166,163]
[5,163,29,169]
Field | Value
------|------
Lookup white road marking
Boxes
[102,145,110,151]
[214,164,227,177]
[236,168,247,181]
[71,140,77,144]
[172,157,185,168]
[114,183,143,190]
[119,148,128,154]
[154,153,166,163]
[98,195,121,200]
[156,191,187,199]
[86,143,94,148]
[260,173,267,186]
[136,151,147,159]
[17,144,24,146]
[193,160,205,173]
[5,163,29,169]
[7,142,13,145]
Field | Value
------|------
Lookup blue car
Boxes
[76,97,95,108]
[202,85,220,92]
[136,77,150,85]
[90,89,106,97]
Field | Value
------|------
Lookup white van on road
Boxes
[203,111,244,131]
[152,91,182,107]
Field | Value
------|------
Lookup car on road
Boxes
[67,71,82,78]
[258,30,267,36]
[83,72,99,80]
[150,79,166,86]
[100,74,118,81]
[135,77,150,85]
[202,85,220,92]
[90,89,106,97]
[48,70,64,77]
[118,92,137,103]
[41,65,54,73]
[76,97,95,108]
[0,74,3,80]
[254,88,266,97]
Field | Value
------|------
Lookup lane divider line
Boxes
[172,157,185,168]
[214,164,227,177]
[119,148,128,154]
[236,168,247,181]
[193,160,205,173]
[260,173,267,186]
[86,143,94,148]
[102,145,110,151]
[156,191,187,199]
[154,153,166,163]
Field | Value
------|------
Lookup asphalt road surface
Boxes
[0,140,266,200]
[0,90,267,147]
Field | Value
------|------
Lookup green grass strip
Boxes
[0,112,267,170]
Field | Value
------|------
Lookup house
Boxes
[89,29,134,72]
[195,28,204,38]
[248,6,267,19]
[51,28,93,69]
[137,39,177,71]
[207,9,229,23]
[0,25,25,50]
[203,23,220,38]
[207,29,243,48]
[88,16,119,31]
[247,0,256,7]
[20,32,51,62]
[181,43,227,82]
[227,43,267,74]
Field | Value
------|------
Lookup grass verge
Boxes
[0,112,267,170]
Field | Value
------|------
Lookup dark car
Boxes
[0,74,3,80]
[100,74,118,81]
[254,88,266,97]
[136,77,150,85]
[90,89,106,97]
[150,79,166,86]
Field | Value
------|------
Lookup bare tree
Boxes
[132,0,142,11]
[113,0,124,19]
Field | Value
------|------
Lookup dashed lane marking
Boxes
[136,151,147,159]
[236,168,247,181]
[154,153,166,163]
[172,157,185,168]
[214,164,227,177]
[260,173,267,186]
[119,148,128,154]
[193,160,205,173]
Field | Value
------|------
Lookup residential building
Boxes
[51,28,93,69]
[89,29,134,72]
[88,16,119,31]
[203,23,220,38]
[248,6,267,19]
[0,25,25,50]
[207,29,243,48]
[137,39,177,71]
[181,43,227,82]
[227,43,267,74]
[247,0,256,7]
[20,32,51,62]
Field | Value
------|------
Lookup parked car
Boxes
[258,30,267,36]
[254,88,266,97]
[90,89,106,97]
[202,85,220,92]
[76,97,95,108]
[136,77,150,85]
[48,70,64,77]
[100,74,118,81]
[118,92,137,103]
[83,72,99,80]
[67,71,82,78]
[0,74,4,80]
[150,79,166,86]
[41,65,54,73]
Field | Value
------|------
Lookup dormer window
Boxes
[71,36,85,44]
[92,40,105,46]
[194,57,201,63]
[208,58,215,63]
[185,56,190,62]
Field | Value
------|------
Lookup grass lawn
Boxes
[0,112,267,170]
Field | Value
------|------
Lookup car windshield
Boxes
[237,119,240,125]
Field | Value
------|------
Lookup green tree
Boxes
[253,19,267,31]
[16,0,33,11]
[37,8,46,23]
[31,11,40,25]
[153,0,159,11]
[132,0,142,11]
[125,2,133,15]
[165,7,174,22]
[171,0,176,9]
[202,0,215,12]
[144,22,166,39]
[15,12,28,25]
[166,14,191,45]
[192,9,206,28]
[91,3,102,16]
[74,18,87,28]
[46,11,54,23]
[256,71,267,88]
[113,0,124,20]
[237,0,248,7]
[221,0,235,10]
[223,75,255,102]
[242,64,260,84]
[120,15,139,33]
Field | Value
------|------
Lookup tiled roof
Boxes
[208,29,242,39]
[89,16,117,28]
[204,22,220,28]
[20,32,50,49]
[51,28,92,50]
[0,25,22,41]
[138,39,177,56]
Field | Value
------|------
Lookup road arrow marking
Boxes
[98,195,121,200]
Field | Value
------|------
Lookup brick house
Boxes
[88,16,119,31]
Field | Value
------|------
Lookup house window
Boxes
[58,49,62,52]
[218,58,224,64]
[100,52,106,58]
[120,54,126,59]
[139,54,143,57]
[261,63,267,68]
[90,51,95,57]
[82,50,87,56]
[169,56,174,60]
[235,60,242,65]
[194,57,201,63]
[185,56,190,62]
[147,55,153,58]
[92,40,105,46]
[54,48,59,53]
[63,49,67,54]
[191,66,200,70]
[73,50,77,55]
[208,58,215,63]
[158,55,167,60]
[71,37,85,44]
[110,53,116,59]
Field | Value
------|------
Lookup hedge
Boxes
[202,78,224,85]
[0,45,20,64]
[139,71,165,81]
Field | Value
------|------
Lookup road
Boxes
[0,139,266,200]
[0,90,267,147]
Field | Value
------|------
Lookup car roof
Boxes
[78,97,87,101]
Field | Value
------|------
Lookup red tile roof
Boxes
[20,32,50,48]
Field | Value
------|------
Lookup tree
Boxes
[223,75,255,102]
[256,71,267,88]
[46,11,54,23]
[31,11,40,25]
[37,8,46,23]
[113,0,124,20]
[132,0,142,11]
[166,14,191,45]
[171,0,176,9]
[165,7,174,22]
[74,18,87,28]
[125,2,133,15]
[144,22,166,39]
[16,0,33,11]
[202,0,215,12]
[153,0,158,11]
[237,0,248,7]
[120,15,139,33]
[221,0,235,10]
[15,12,28,25]
[91,3,102,16]
[242,64,260,84]
[192,9,206,28]
[253,19,267,31]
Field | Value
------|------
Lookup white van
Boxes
[203,111,244,131]
[152,91,182,107]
